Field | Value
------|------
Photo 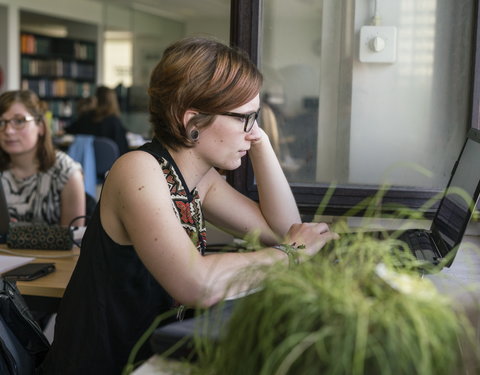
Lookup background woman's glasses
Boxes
[0,116,35,132]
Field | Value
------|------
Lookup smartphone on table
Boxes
[3,263,56,281]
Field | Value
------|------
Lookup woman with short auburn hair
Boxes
[43,36,338,374]
[149,37,263,149]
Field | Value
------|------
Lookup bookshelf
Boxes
[20,33,96,134]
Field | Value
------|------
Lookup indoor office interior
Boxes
[1,0,480,373]
[1,0,479,218]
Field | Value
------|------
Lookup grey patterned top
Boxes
[1,151,82,225]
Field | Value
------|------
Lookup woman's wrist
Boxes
[272,243,305,268]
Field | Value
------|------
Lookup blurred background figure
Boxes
[65,85,129,155]
[0,90,85,226]
[75,96,97,118]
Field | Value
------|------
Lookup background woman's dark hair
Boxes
[0,90,55,171]
[148,36,263,149]
[93,85,121,122]
[76,96,97,116]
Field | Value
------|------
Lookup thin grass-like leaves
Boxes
[188,236,477,375]
[125,179,480,375]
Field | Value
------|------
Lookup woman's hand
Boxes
[248,126,268,147]
[284,222,339,258]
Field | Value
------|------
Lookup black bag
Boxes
[7,222,73,250]
[0,278,50,374]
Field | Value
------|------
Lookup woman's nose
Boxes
[3,122,16,134]
[246,120,261,139]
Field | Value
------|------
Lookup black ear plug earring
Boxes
[190,128,199,141]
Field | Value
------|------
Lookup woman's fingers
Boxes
[285,222,338,256]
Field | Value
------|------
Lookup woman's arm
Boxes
[60,169,86,226]
[199,128,300,245]
[248,128,301,235]
[102,152,337,308]
[102,152,256,306]
[199,169,280,245]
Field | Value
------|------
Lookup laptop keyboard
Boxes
[399,230,439,264]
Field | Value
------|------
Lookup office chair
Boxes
[93,136,120,183]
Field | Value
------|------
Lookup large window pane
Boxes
[101,2,231,138]
[260,0,474,191]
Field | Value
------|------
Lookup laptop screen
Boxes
[432,131,480,257]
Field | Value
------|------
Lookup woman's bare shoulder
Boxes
[107,150,160,179]
[105,150,171,201]
[100,150,174,244]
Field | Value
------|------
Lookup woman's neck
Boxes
[166,146,211,192]
[9,153,40,180]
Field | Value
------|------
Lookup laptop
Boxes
[337,128,480,270]
[0,180,9,244]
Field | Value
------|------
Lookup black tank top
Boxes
[42,139,207,374]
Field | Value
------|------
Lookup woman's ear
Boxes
[37,121,46,137]
[182,110,199,129]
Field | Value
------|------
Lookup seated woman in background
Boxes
[75,96,97,118]
[65,85,130,155]
[0,90,85,226]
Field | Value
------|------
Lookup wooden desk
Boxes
[12,248,79,298]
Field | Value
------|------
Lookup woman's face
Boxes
[0,102,43,157]
[195,94,261,171]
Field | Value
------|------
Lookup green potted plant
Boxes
[189,231,478,375]
[124,186,480,375]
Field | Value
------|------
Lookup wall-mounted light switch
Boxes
[359,25,397,63]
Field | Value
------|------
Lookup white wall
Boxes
[130,11,184,86]
[0,0,103,23]
[261,0,473,189]
[262,2,322,117]
[0,5,8,91]
[186,17,230,44]
[349,0,469,188]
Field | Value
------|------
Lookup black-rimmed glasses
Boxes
[0,116,36,132]
[220,108,260,132]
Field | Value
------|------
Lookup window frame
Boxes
[228,0,480,220]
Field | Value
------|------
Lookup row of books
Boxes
[47,100,75,118]
[21,57,95,80]
[20,33,95,60]
[20,34,50,55]
[72,43,95,61]
[21,78,95,98]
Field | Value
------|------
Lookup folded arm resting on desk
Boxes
[102,127,337,307]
